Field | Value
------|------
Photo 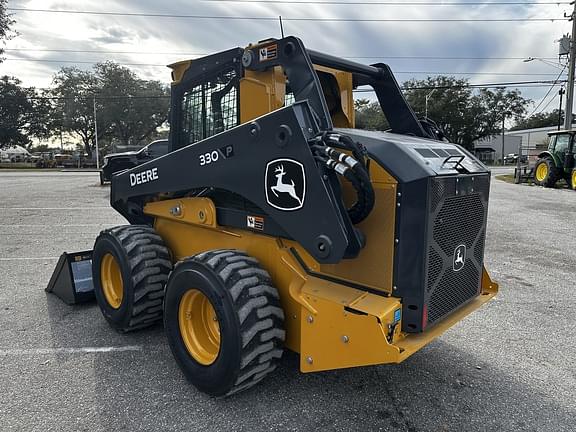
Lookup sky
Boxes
[0,0,573,115]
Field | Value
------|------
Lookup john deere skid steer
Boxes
[91,37,498,396]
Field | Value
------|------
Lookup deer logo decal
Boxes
[265,159,306,211]
[453,244,467,272]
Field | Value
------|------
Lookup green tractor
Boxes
[534,130,576,190]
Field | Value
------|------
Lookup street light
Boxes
[523,57,566,70]
[425,88,436,118]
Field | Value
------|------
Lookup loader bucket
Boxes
[46,251,95,305]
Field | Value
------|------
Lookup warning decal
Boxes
[247,215,265,231]
[259,44,278,62]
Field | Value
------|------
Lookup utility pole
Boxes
[563,1,576,130]
[501,114,506,165]
[559,87,565,130]
[279,16,285,38]
[93,96,100,169]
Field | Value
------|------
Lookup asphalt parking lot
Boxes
[0,169,575,432]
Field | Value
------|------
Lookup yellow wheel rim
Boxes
[100,253,124,309]
[178,289,221,365]
[535,163,548,182]
[572,170,576,190]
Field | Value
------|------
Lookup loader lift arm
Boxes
[111,36,435,264]
[242,36,429,138]
[110,102,364,264]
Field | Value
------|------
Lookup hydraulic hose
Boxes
[311,134,375,224]
[321,131,367,168]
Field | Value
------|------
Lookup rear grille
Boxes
[425,176,489,325]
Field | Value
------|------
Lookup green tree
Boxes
[402,76,531,149]
[511,109,568,131]
[354,98,389,130]
[0,0,16,62]
[51,67,103,157]
[51,63,170,157]
[95,62,170,147]
[0,76,52,148]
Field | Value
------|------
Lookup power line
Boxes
[3,58,168,67]
[1,58,566,76]
[3,48,206,56]
[201,0,570,4]
[358,79,568,91]
[1,48,560,61]
[395,71,562,76]
[527,64,568,117]
[406,79,568,89]
[3,48,207,56]
[6,8,568,22]
[538,89,562,113]
[3,80,568,101]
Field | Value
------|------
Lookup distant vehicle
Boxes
[534,130,576,189]
[503,153,527,165]
[54,153,75,168]
[100,139,168,185]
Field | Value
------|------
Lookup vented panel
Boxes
[428,263,480,323]
[425,176,489,326]
[433,195,484,256]
[426,248,443,293]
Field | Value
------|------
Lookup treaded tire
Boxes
[534,158,560,188]
[92,225,172,332]
[163,249,285,397]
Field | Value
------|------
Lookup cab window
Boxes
[554,135,570,154]
[547,136,556,151]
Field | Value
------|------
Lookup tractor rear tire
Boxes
[92,225,172,332]
[534,158,560,188]
[163,249,285,397]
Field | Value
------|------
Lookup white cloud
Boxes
[1,0,572,110]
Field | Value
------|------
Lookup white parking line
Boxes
[0,346,143,356]
[0,207,110,210]
[0,224,115,227]
[0,257,60,261]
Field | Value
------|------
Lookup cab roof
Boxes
[548,130,576,136]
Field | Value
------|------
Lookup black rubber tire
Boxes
[534,158,560,188]
[163,249,285,397]
[92,225,172,332]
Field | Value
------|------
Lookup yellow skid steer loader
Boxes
[57,37,498,397]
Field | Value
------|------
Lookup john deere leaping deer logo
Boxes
[453,244,467,272]
[265,159,306,211]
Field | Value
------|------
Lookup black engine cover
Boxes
[339,128,491,333]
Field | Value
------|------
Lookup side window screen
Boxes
[181,68,238,145]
